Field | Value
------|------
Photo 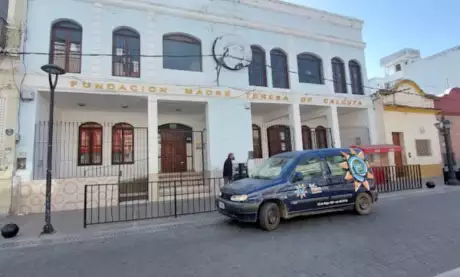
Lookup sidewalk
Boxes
[1,184,459,249]
[0,209,223,249]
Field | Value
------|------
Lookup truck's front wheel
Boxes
[258,202,280,231]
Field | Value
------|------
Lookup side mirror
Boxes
[293,172,304,182]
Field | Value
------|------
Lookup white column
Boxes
[367,106,379,145]
[327,106,341,148]
[288,104,303,151]
[7,0,16,23]
[147,96,159,201]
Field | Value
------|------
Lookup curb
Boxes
[435,268,460,277]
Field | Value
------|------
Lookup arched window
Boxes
[302,125,313,150]
[112,27,141,78]
[248,46,267,87]
[349,60,364,95]
[163,33,202,72]
[297,53,323,84]
[50,19,82,73]
[267,125,291,156]
[315,126,328,149]
[252,124,263,158]
[270,49,289,89]
[332,57,347,93]
[112,123,134,164]
[78,122,102,166]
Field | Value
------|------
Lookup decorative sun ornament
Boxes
[339,148,374,192]
[295,184,307,199]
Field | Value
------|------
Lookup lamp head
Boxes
[41,64,66,75]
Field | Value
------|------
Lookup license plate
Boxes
[219,202,225,210]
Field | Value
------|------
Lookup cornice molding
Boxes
[241,0,363,28]
[79,0,365,49]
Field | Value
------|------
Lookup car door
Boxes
[324,153,355,207]
[287,155,329,212]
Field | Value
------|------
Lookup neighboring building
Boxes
[369,47,460,95]
[15,0,378,214]
[373,79,443,183]
[0,0,26,215]
[434,88,460,170]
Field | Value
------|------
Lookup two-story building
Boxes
[14,0,378,214]
[0,0,26,215]
[372,79,443,184]
[369,47,460,95]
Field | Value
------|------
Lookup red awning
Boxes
[351,144,402,154]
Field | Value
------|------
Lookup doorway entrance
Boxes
[392,132,404,167]
[159,123,192,173]
[267,125,292,156]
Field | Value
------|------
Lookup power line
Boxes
[1,49,405,94]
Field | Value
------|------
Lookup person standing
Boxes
[223,153,235,185]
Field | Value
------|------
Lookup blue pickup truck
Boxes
[216,148,378,231]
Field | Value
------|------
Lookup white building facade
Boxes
[0,0,27,215]
[369,47,460,95]
[15,0,377,214]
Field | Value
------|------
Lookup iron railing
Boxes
[373,164,422,193]
[83,177,223,227]
[33,122,148,180]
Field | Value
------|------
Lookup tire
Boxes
[354,193,373,215]
[1,223,19,239]
[425,181,436,189]
[258,202,281,231]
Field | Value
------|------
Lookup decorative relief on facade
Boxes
[18,176,120,214]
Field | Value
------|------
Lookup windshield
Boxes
[250,156,294,180]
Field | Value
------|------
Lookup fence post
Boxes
[201,131,205,179]
[174,180,177,218]
[83,185,87,228]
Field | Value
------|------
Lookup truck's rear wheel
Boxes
[355,192,373,215]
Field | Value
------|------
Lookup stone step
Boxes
[159,185,213,197]
[158,172,203,180]
[158,180,205,188]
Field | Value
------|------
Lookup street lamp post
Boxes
[435,115,460,186]
[40,64,66,234]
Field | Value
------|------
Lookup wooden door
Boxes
[392,132,403,167]
[302,126,313,150]
[161,131,187,173]
[267,125,291,157]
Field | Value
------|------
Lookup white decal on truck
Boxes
[317,199,348,207]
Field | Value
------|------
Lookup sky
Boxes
[287,0,460,78]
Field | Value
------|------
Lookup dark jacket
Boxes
[223,158,233,179]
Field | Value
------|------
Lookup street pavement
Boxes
[1,188,460,277]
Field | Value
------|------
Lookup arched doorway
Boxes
[302,125,313,150]
[315,126,328,149]
[159,123,192,173]
[267,125,292,156]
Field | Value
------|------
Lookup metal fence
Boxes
[33,122,148,180]
[300,127,335,150]
[83,177,223,227]
[373,164,422,193]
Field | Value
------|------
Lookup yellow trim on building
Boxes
[394,79,426,96]
[420,164,443,178]
[383,105,440,114]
